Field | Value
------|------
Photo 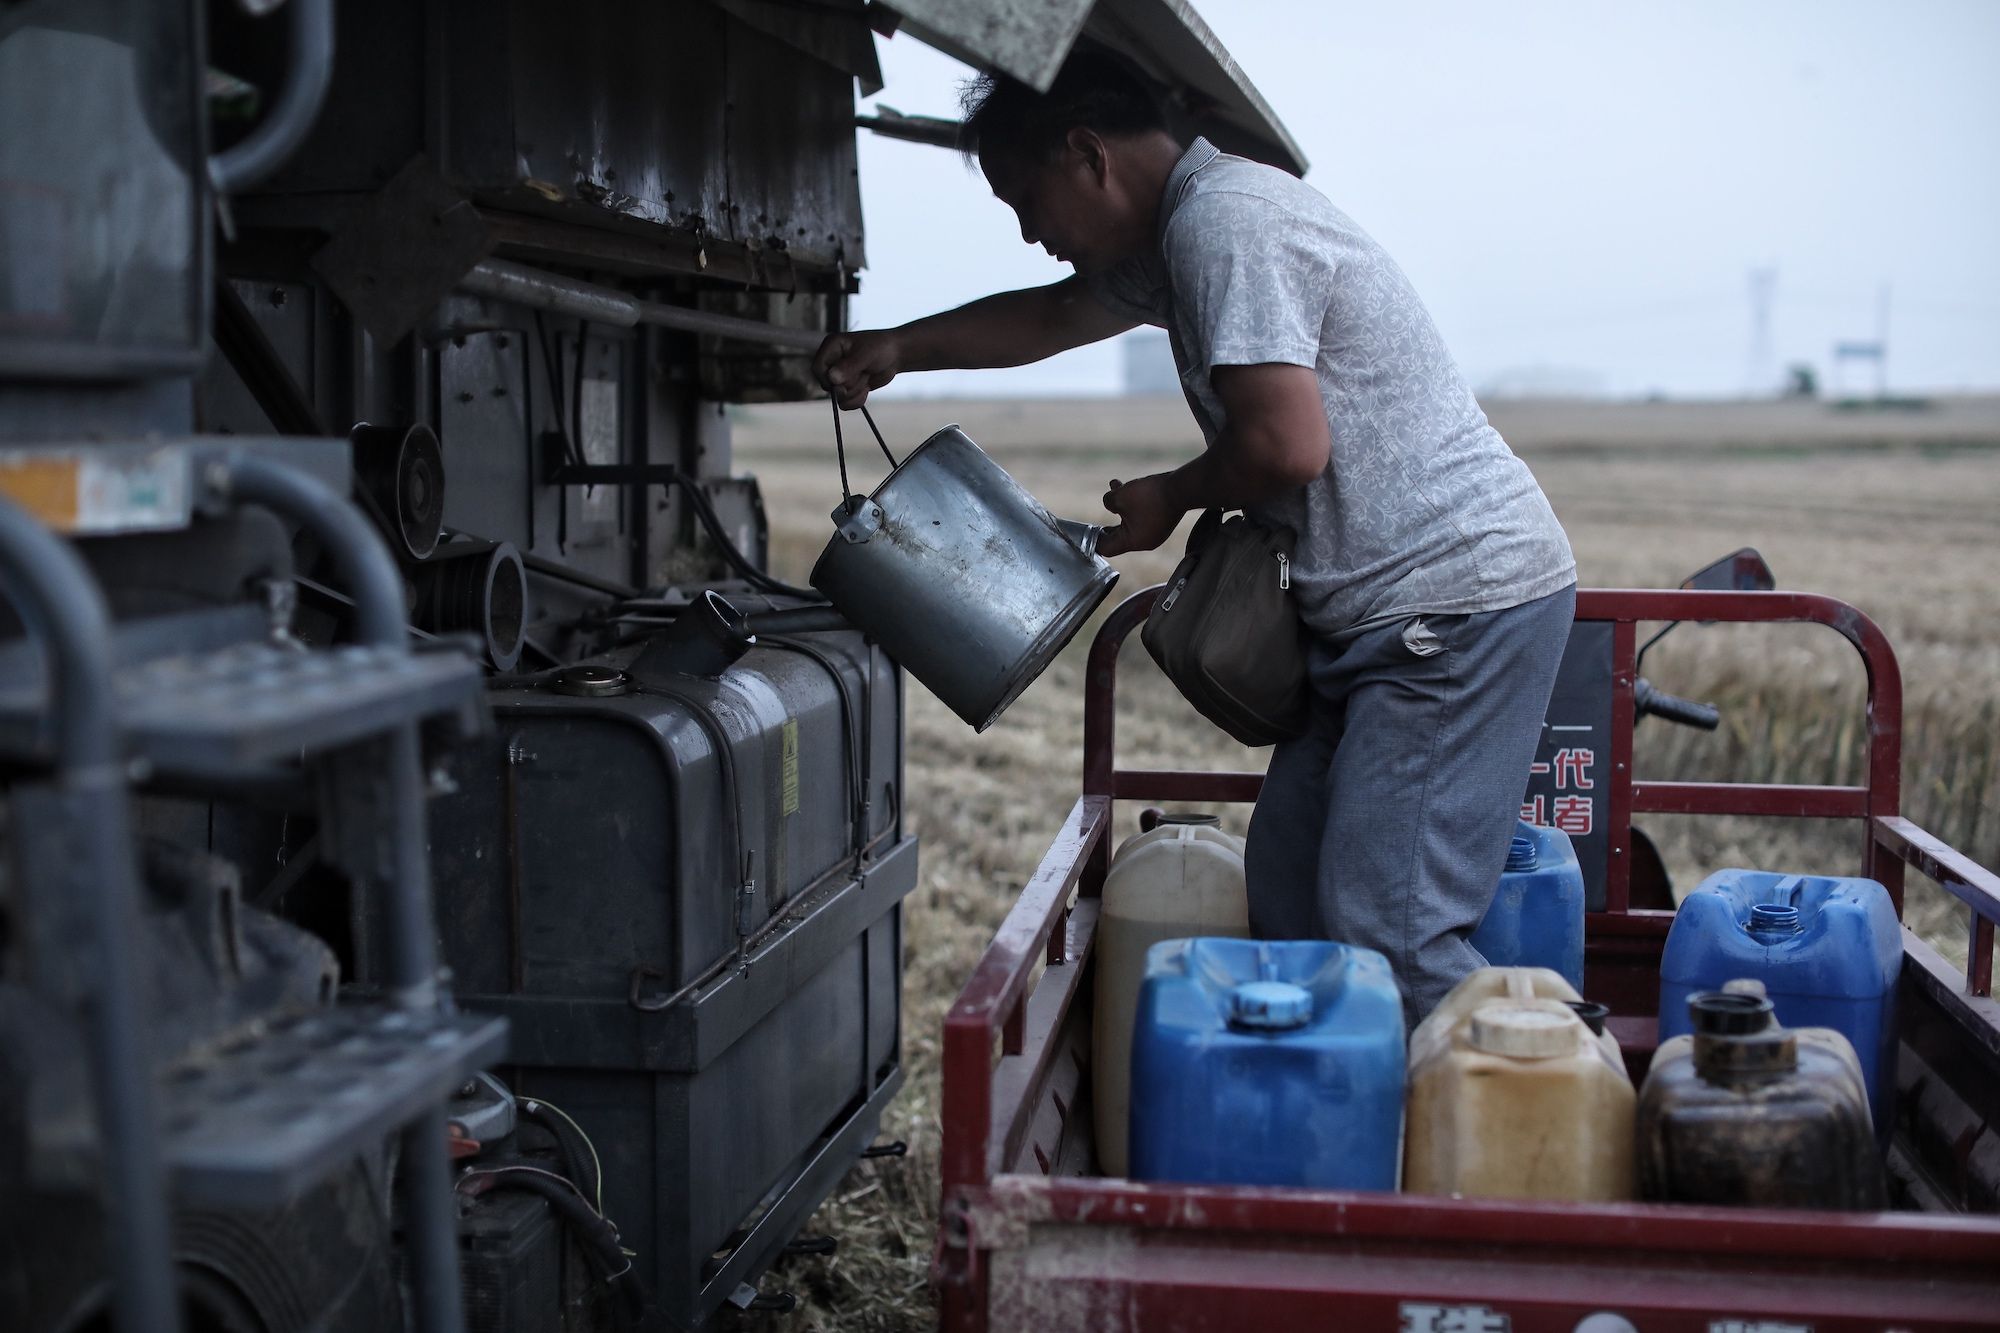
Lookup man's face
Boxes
[981,143,1124,275]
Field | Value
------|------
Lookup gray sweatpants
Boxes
[1244,584,1576,1025]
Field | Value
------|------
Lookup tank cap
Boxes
[1504,833,1540,872]
[1688,990,1774,1035]
[1467,999,1581,1058]
[549,664,631,697]
[1563,999,1610,1036]
[1748,903,1802,935]
[1228,980,1313,1030]
[1157,813,1222,828]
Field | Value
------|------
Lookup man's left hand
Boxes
[1098,473,1185,557]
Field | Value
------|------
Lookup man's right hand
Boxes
[814,330,903,409]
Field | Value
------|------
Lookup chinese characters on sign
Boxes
[1533,621,1614,908]
[1400,1304,1511,1333]
[1522,747,1596,836]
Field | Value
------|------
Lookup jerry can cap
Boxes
[1467,998,1581,1058]
[1157,812,1222,827]
[1689,990,1774,1034]
[1504,832,1540,872]
[1563,999,1610,1036]
[1228,980,1313,1030]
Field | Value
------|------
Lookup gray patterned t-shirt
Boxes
[1088,138,1575,637]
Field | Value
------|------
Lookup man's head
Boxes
[959,51,1182,274]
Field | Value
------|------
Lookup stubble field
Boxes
[723,392,2000,1330]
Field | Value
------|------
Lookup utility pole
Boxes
[1875,282,1892,398]
[1746,265,1778,396]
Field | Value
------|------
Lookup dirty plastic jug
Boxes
[1405,969,1635,1201]
[1659,869,1900,1136]
[1092,815,1250,1177]
[1469,821,1586,990]
[1639,990,1885,1209]
[1129,937,1404,1190]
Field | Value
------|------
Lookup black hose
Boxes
[516,1100,602,1208]
[672,469,814,599]
[459,1166,647,1330]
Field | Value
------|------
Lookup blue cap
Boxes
[1229,980,1313,1030]
[1505,833,1540,873]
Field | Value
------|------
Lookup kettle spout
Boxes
[1055,518,1103,558]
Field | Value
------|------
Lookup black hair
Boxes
[957,48,1171,165]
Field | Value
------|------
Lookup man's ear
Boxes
[1067,127,1110,186]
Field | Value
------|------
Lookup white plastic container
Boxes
[1405,968,1637,1202]
[1093,815,1250,1176]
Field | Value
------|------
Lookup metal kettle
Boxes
[809,423,1118,731]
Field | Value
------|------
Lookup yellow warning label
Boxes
[0,457,79,530]
[780,718,800,816]
[0,448,191,533]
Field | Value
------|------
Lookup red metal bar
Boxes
[1873,815,2000,997]
[941,795,1109,1195]
[1082,592,1153,799]
[1001,1174,2000,1263]
[1972,914,1995,999]
[1078,588,1910,915]
[1606,618,1636,912]
[992,901,1100,1177]
[1630,780,1868,818]
[1112,770,1262,803]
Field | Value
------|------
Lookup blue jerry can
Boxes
[1470,820,1587,990]
[1128,937,1405,1189]
[1659,870,1902,1135]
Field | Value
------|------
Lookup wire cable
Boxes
[521,1096,604,1212]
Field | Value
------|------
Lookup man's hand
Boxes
[1098,473,1187,557]
[814,330,903,409]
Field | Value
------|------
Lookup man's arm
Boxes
[1099,362,1330,557]
[814,276,1136,408]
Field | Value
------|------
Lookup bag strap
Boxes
[1185,507,1224,556]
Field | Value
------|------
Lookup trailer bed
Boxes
[936,589,2000,1331]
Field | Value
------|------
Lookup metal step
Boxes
[0,640,484,775]
[35,1003,508,1210]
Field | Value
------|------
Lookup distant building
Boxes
[1122,330,1180,396]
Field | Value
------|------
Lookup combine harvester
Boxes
[3,1,1992,1330]
[0,1,1318,1330]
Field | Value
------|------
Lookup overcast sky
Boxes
[849,0,2000,399]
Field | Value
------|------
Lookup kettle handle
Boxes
[830,399,902,517]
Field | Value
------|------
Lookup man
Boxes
[813,53,1575,1022]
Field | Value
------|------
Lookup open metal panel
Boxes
[871,0,1308,174]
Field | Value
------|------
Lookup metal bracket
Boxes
[860,1139,909,1160]
[832,497,884,545]
[735,850,760,938]
[727,1283,798,1314]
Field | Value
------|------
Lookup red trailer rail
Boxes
[937,588,2000,1332]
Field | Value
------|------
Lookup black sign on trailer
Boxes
[1528,622,1616,911]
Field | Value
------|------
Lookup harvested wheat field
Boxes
[721,393,2000,1331]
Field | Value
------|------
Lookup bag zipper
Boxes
[1160,575,1188,612]
[1276,552,1291,591]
